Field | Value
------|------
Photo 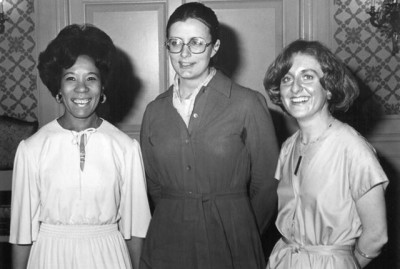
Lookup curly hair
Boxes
[37,24,116,97]
[264,39,359,113]
[166,2,219,44]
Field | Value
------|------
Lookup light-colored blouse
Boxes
[268,120,388,269]
[9,119,151,244]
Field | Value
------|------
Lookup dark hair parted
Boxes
[166,2,219,44]
[37,24,116,97]
[264,39,359,113]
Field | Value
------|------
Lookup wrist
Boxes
[354,242,380,259]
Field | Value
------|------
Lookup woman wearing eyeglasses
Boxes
[139,2,279,269]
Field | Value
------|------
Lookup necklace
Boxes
[294,118,336,176]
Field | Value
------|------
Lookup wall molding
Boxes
[366,116,400,168]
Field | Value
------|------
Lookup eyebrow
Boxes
[300,68,324,78]
[285,68,322,78]
[168,37,207,40]
[300,69,321,75]
[62,71,100,77]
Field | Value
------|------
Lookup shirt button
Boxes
[186,165,191,171]
[185,139,190,144]
[193,113,199,119]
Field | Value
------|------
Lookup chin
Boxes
[177,70,195,78]
[72,111,96,119]
[288,111,308,120]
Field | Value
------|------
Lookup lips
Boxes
[72,98,91,106]
[291,96,310,103]
[179,61,194,68]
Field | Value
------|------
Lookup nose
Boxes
[180,44,191,57]
[75,80,88,93]
[291,77,303,94]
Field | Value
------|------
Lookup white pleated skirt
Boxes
[27,223,132,269]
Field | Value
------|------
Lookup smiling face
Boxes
[280,53,330,122]
[168,18,220,85]
[59,55,102,128]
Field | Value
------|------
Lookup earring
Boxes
[100,93,107,104]
[327,91,332,100]
[55,93,62,103]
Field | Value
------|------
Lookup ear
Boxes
[211,39,220,57]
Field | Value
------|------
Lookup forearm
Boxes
[12,244,31,269]
[354,230,387,268]
[126,236,144,269]
[354,184,388,268]
[250,179,278,233]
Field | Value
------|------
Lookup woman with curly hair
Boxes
[264,39,388,269]
[9,24,151,269]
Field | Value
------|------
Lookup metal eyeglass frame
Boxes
[165,37,213,54]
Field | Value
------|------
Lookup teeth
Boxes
[73,99,90,104]
[292,97,309,103]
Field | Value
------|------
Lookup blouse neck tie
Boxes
[71,128,96,171]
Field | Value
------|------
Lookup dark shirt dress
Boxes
[139,71,279,269]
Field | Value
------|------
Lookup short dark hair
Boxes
[264,39,359,112]
[37,24,116,97]
[166,2,219,44]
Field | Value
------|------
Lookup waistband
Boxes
[282,237,354,255]
[161,188,247,202]
[39,223,118,238]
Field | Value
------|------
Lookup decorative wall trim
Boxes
[332,0,400,116]
[0,0,37,121]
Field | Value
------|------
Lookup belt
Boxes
[161,188,247,221]
[268,237,355,269]
[159,188,249,267]
[39,223,118,239]
[282,237,354,255]
[161,188,247,201]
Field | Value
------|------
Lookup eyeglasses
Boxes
[165,37,213,54]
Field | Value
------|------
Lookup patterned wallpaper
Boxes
[333,0,400,116]
[0,0,37,121]
[0,0,398,121]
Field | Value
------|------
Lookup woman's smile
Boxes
[280,53,329,121]
[291,96,310,104]
[72,98,92,106]
[179,61,195,68]
[59,55,102,128]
